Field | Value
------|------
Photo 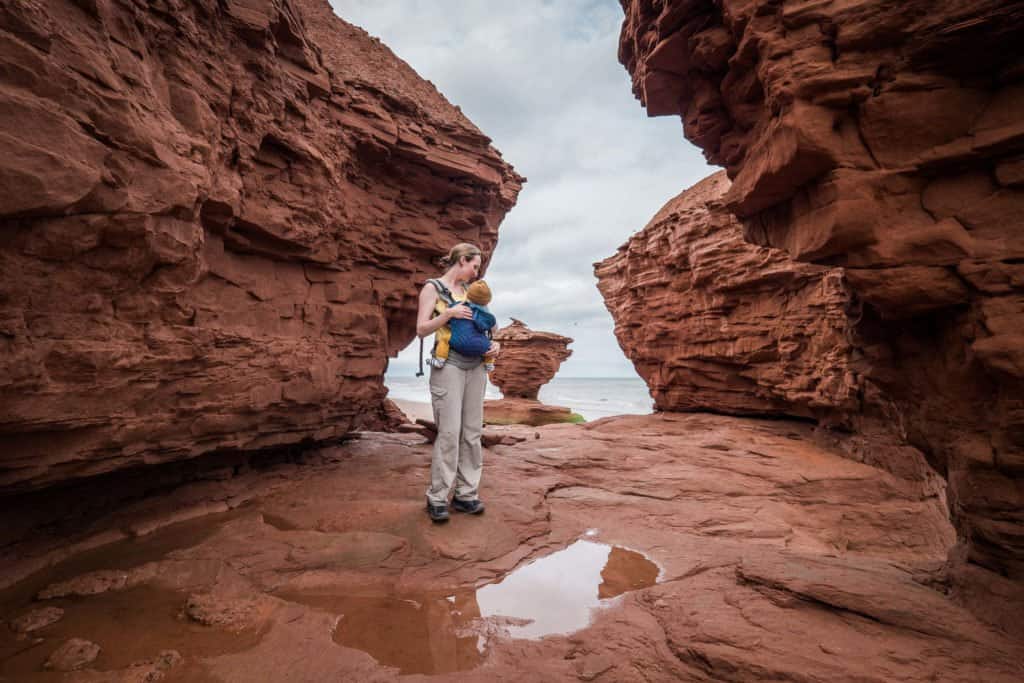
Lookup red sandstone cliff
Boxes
[596,171,857,418]
[0,0,522,491]
[617,0,1024,626]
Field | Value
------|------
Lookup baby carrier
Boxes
[449,303,496,356]
[416,279,493,376]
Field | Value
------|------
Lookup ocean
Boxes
[385,375,654,421]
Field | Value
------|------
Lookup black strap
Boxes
[416,336,425,377]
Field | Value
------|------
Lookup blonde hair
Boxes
[439,242,482,269]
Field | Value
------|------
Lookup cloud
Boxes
[329,0,717,377]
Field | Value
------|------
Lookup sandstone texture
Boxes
[483,397,577,427]
[9,606,64,634]
[44,638,100,671]
[0,0,521,492]
[2,419,1021,680]
[618,0,1024,616]
[489,319,572,400]
[596,171,856,418]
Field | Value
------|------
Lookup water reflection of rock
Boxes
[597,547,660,599]
[281,591,484,676]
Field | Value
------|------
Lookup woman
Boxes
[416,243,500,523]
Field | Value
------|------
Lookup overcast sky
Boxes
[330,1,715,378]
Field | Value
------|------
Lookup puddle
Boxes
[278,592,484,675]
[2,515,659,678]
[0,509,255,681]
[0,584,266,680]
[278,539,659,675]
[477,540,660,639]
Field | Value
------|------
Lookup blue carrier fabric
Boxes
[448,303,496,356]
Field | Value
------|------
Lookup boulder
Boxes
[489,319,572,400]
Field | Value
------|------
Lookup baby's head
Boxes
[466,279,492,305]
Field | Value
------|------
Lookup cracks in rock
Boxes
[659,561,739,585]
[846,102,882,169]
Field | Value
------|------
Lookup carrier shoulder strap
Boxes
[427,278,457,307]
[416,279,457,377]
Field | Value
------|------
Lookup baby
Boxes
[434,279,497,371]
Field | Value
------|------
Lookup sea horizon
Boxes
[386,375,654,421]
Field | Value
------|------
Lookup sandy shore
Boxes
[392,398,433,422]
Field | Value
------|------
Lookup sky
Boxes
[329,1,716,378]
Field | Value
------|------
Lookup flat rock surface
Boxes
[1,414,1020,681]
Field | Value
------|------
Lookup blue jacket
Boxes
[449,302,496,356]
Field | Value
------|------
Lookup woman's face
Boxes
[459,255,481,282]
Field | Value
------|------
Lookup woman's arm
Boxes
[416,284,449,338]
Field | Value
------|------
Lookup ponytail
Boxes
[439,242,481,270]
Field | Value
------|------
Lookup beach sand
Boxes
[393,398,433,422]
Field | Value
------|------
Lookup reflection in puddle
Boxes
[478,540,660,639]
[279,539,659,675]
[279,592,483,675]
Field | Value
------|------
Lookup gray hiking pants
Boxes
[427,362,486,505]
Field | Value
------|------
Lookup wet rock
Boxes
[9,606,64,633]
[66,649,183,682]
[281,530,407,570]
[185,594,260,630]
[38,570,129,599]
[490,319,573,400]
[0,0,522,493]
[2,422,1021,679]
[45,638,100,671]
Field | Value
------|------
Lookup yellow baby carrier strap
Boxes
[416,279,465,377]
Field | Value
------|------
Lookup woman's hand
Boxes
[487,340,501,357]
[446,305,473,321]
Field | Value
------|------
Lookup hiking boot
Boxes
[427,502,450,523]
[451,498,485,515]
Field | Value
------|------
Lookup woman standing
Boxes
[416,243,500,522]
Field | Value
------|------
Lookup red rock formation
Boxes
[618,0,1024,623]
[596,171,857,419]
[483,397,576,427]
[489,319,572,400]
[0,0,521,491]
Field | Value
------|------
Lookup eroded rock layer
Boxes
[596,171,857,418]
[490,319,572,400]
[618,0,1023,606]
[0,0,521,491]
